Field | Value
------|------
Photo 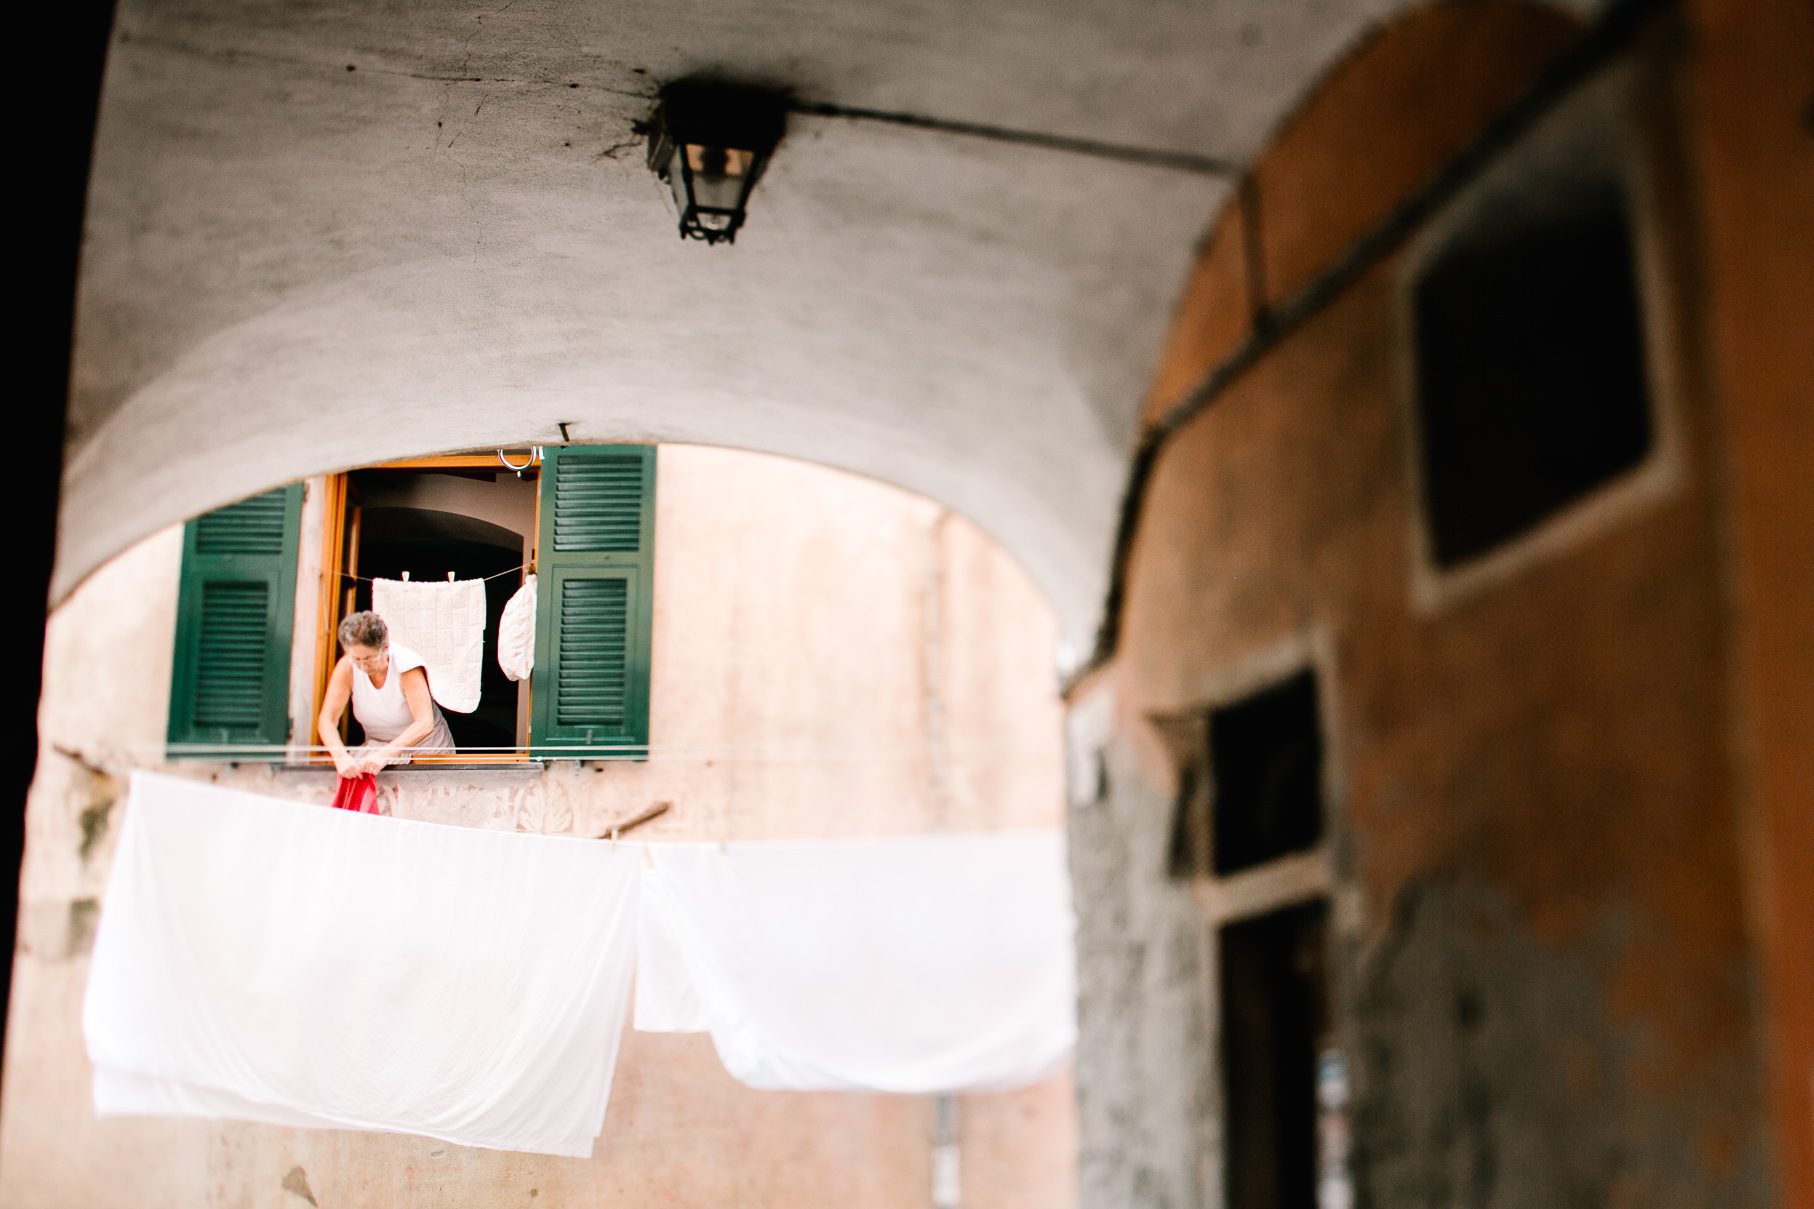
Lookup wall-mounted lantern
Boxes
[643,79,787,245]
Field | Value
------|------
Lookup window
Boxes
[314,457,540,759]
[1209,668,1324,876]
[1161,668,1325,879]
[1411,186,1653,569]
[167,445,656,762]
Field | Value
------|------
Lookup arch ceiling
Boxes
[59,0,1592,649]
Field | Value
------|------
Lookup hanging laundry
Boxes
[84,771,641,1158]
[329,772,378,814]
[371,577,486,713]
[497,573,537,682]
[634,830,1077,1094]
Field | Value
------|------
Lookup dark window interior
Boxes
[346,468,535,752]
[1412,193,1653,568]
[1220,900,1330,1209]
[1210,669,1324,876]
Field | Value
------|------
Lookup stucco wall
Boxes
[1684,0,1814,1196]
[1070,5,1782,1207]
[0,444,1076,1209]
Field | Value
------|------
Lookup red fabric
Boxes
[331,773,379,814]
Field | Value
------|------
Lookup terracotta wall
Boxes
[1685,0,1814,1198]
[0,445,1076,1209]
[1071,1,1800,1205]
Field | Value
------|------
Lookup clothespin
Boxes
[447,571,455,582]
[401,570,410,581]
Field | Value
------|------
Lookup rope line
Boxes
[146,741,1061,765]
[337,564,529,585]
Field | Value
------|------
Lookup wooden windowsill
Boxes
[279,758,547,774]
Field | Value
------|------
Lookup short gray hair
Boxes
[338,610,388,650]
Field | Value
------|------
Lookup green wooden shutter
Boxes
[530,445,656,759]
[166,484,303,759]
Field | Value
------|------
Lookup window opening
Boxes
[1412,188,1652,568]
[311,445,655,763]
[317,458,539,760]
[1209,669,1324,876]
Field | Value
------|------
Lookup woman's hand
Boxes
[332,750,362,779]
[354,751,392,777]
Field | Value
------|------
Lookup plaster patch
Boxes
[1348,876,1772,1209]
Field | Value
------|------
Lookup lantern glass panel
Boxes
[666,159,689,220]
[685,145,755,212]
[684,145,755,177]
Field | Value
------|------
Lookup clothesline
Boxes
[144,741,1062,765]
[86,772,1077,1156]
[337,564,529,584]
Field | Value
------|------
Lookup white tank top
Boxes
[351,642,456,754]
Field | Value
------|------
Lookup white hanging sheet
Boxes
[372,577,487,713]
[634,830,1077,1093]
[84,771,641,1158]
[497,573,537,682]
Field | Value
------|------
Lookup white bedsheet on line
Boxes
[84,771,641,1158]
[634,830,1077,1094]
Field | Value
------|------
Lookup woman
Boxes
[319,611,456,775]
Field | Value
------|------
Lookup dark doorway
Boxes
[1220,899,1331,1209]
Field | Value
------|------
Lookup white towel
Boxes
[634,830,1077,1094]
[497,574,537,682]
[85,772,642,1158]
[372,577,487,713]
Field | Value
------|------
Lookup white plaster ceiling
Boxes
[61,0,1457,650]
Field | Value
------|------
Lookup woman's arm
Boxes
[317,658,361,777]
[359,667,441,771]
